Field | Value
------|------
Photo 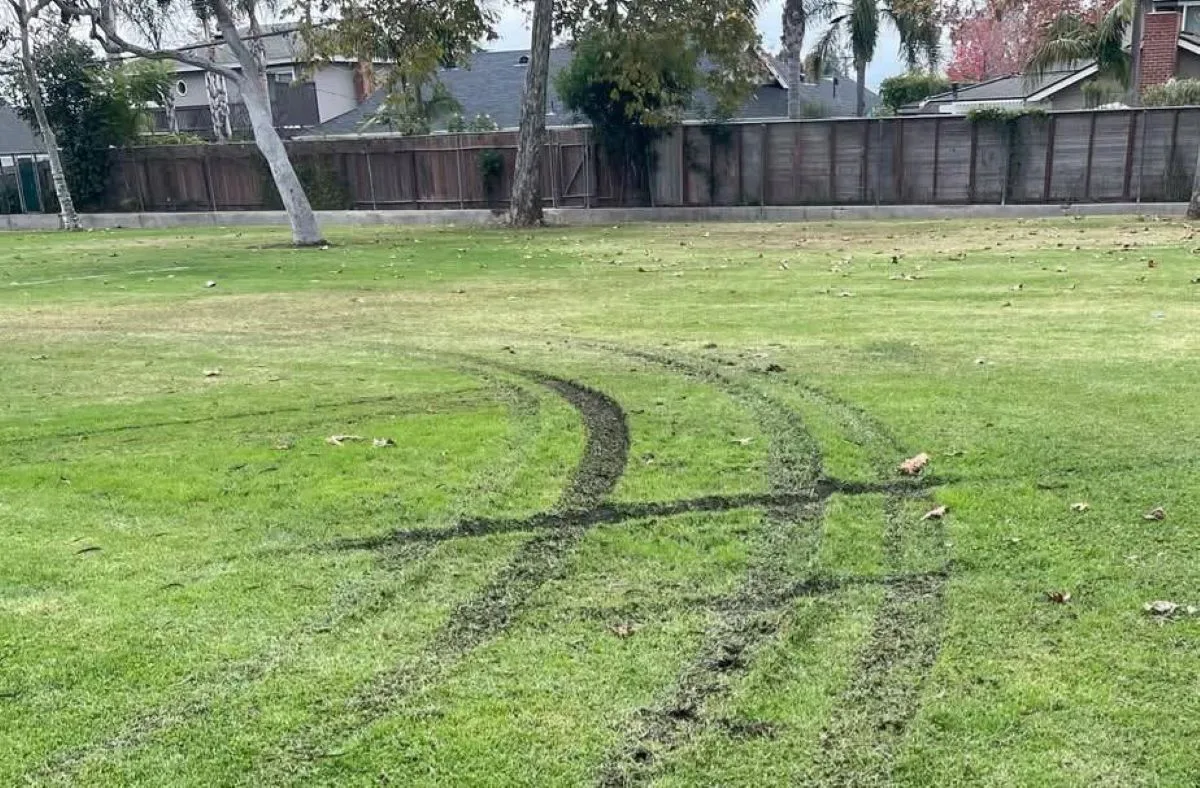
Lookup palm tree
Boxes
[782,0,833,117]
[1025,0,1132,92]
[805,0,941,117]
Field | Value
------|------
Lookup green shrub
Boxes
[879,72,951,112]
[1142,79,1200,107]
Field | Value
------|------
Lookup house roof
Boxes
[310,47,877,136]
[0,103,43,155]
[910,65,1089,111]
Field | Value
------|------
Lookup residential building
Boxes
[904,4,1200,114]
[309,47,878,137]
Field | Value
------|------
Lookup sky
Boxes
[485,0,905,89]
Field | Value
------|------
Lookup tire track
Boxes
[594,346,825,786]
[252,371,629,784]
[24,377,543,786]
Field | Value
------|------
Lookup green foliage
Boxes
[260,158,353,210]
[1142,79,1200,108]
[965,106,1047,124]
[478,148,504,203]
[467,113,498,132]
[556,28,698,201]
[7,34,157,210]
[1082,78,1125,108]
[879,71,950,111]
[135,132,207,146]
[1025,0,1131,87]
[366,80,461,135]
[555,0,763,120]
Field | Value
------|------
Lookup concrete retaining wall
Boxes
[1,203,1188,232]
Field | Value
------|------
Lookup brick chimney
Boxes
[353,61,375,104]
[1140,11,1180,91]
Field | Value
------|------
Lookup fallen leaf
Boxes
[922,505,948,521]
[274,438,294,450]
[1070,502,1090,513]
[372,438,396,448]
[1045,590,1072,604]
[1148,259,1157,268]
[899,453,931,475]
[732,437,754,446]
[30,354,48,360]
[608,622,640,638]
[325,435,364,446]
[204,280,217,288]
[1143,506,1166,521]
[203,368,221,377]
[1144,600,1179,616]
[763,363,785,373]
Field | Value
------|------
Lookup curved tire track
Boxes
[254,370,629,783]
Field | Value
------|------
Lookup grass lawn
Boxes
[2,216,1199,786]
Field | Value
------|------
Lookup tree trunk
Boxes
[856,60,867,117]
[206,72,232,141]
[240,78,324,245]
[1128,0,1146,106]
[17,13,78,229]
[507,0,554,226]
[211,1,321,245]
[165,93,178,134]
[782,0,806,119]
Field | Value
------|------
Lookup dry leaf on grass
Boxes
[732,437,754,446]
[1144,600,1179,616]
[608,622,640,638]
[203,368,221,377]
[204,280,217,288]
[1045,590,1072,604]
[1143,506,1166,521]
[921,505,948,521]
[900,453,931,475]
[325,435,364,446]
[274,438,294,450]
[1070,502,1090,513]
[372,438,396,448]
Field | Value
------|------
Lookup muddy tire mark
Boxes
[592,345,826,786]
[251,371,629,784]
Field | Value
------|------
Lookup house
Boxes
[163,23,378,135]
[0,103,42,159]
[308,47,878,137]
[903,4,1200,114]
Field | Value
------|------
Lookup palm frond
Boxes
[805,20,843,82]
[848,0,878,65]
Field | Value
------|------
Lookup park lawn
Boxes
[1,216,1199,786]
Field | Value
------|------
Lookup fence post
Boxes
[1083,111,1097,201]
[827,122,837,203]
[14,157,28,213]
[455,137,465,209]
[679,126,688,206]
[201,155,217,211]
[364,150,378,210]
[968,121,978,203]
[736,126,744,205]
[585,128,592,209]
[932,117,941,203]
[860,120,869,203]
[893,117,905,202]
[874,119,882,206]
[409,148,420,209]
[1122,110,1138,201]
[1137,108,1148,203]
[1168,109,1182,199]
[760,123,768,206]
[1042,115,1056,202]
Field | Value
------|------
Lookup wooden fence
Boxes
[99,107,1200,214]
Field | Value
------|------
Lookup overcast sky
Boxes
[485,0,905,89]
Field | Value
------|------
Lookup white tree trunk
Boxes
[855,60,867,117]
[165,93,178,133]
[507,0,553,226]
[205,71,232,140]
[239,76,323,244]
[17,11,78,229]
[1189,141,1200,219]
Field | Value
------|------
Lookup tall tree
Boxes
[782,0,833,117]
[57,0,324,244]
[1,0,77,227]
[114,0,188,131]
[507,0,764,225]
[806,0,941,116]
[507,0,552,226]
[946,0,1095,82]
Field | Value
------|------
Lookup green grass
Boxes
[2,216,1200,786]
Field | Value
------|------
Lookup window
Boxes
[1186,5,1200,34]
[176,80,188,97]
